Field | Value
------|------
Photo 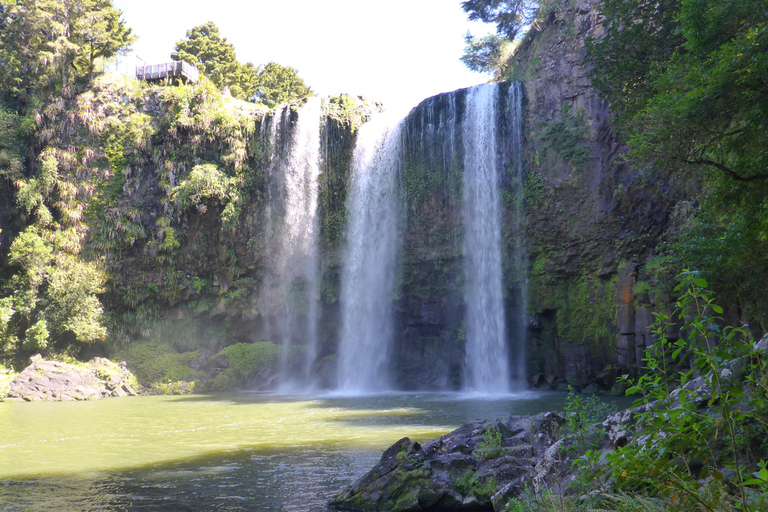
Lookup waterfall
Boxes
[261,97,323,391]
[336,112,404,393]
[507,82,528,386]
[461,83,510,394]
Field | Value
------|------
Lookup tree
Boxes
[586,0,768,326]
[252,62,312,108]
[461,32,514,76]
[0,0,135,104]
[461,0,540,41]
[586,0,768,183]
[171,22,253,99]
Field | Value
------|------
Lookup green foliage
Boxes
[541,110,590,171]
[461,0,540,41]
[475,426,505,460]
[586,0,768,183]
[22,318,49,352]
[576,271,768,511]
[0,106,26,182]
[461,32,514,77]
[3,225,107,352]
[0,297,19,361]
[253,62,313,108]
[171,22,253,100]
[0,0,135,104]
[171,163,241,225]
[171,23,312,107]
[529,267,618,349]
[210,342,285,391]
[505,489,664,512]
[114,342,199,387]
[523,170,545,207]
[0,367,18,399]
[562,386,616,455]
[455,469,497,501]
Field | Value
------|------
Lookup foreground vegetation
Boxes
[509,273,768,512]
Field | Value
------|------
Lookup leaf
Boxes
[711,304,723,314]
[693,278,708,288]
[671,491,679,506]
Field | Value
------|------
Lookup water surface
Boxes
[1,391,585,510]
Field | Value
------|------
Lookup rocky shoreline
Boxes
[330,335,768,511]
[3,355,139,401]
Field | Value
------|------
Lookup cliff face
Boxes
[393,0,680,389]
[1,0,682,390]
[511,0,678,385]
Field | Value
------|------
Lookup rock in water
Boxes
[6,356,138,401]
[329,412,567,511]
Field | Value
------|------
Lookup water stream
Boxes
[461,84,510,394]
[336,112,404,393]
[260,98,323,391]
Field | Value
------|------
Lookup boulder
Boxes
[330,413,566,511]
[6,356,139,401]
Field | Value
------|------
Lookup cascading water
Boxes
[507,82,528,386]
[336,112,404,393]
[461,83,510,394]
[261,97,323,391]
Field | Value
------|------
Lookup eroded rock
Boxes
[6,356,139,401]
[330,413,566,511]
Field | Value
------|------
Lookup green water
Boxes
[0,391,584,510]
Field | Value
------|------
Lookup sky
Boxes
[111,0,491,113]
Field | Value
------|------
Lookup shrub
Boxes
[576,271,768,511]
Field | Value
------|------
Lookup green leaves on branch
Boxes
[586,0,768,183]
[461,0,539,41]
[461,33,514,77]
[171,164,241,226]
[0,0,135,104]
[578,271,768,510]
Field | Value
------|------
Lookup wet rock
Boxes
[330,412,565,511]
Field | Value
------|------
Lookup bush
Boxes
[209,342,286,391]
[576,271,768,511]
[114,342,201,387]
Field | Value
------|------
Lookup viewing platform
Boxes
[136,61,199,84]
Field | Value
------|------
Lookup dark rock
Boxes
[330,413,565,511]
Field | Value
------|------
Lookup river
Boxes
[1,391,587,510]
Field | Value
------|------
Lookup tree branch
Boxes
[684,158,768,182]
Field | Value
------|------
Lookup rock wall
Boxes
[1,0,685,390]
[509,0,680,387]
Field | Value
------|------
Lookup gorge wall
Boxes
[0,0,683,391]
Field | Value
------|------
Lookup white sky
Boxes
[111,0,491,113]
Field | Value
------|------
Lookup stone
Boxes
[6,357,139,401]
[330,413,565,511]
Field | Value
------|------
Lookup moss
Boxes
[455,469,497,502]
[114,342,201,387]
[540,109,591,172]
[530,271,618,349]
[209,342,301,391]
[380,467,438,511]
[0,368,18,399]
